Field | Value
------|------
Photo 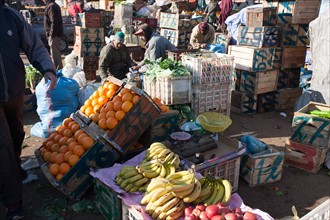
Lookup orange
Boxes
[98,118,107,130]
[112,96,122,102]
[53,134,62,143]
[73,145,85,157]
[55,125,63,132]
[161,105,170,112]
[132,95,140,104]
[108,83,118,91]
[85,106,94,116]
[45,140,55,150]
[103,101,114,112]
[68,154,80,166]
[98,96,108,105]
[62,118,73,128]
[106,117,118,130]
[63,129,73,138]
[56,173,64,181]
[90,113,99,123]
[55,153,65,165]
[74,129,85,140]
[98,86,108,97]
[106,89,116,98]
[43,151,52,162]
[92,90,100,99]
[59,163,71,175]
[50,152,59,163]
[64,151,73,162]
[70,123,80,133]
[91,99,98,107]
[103,82,110,88]
[93,104,102,113]
[84,99,93,107]
[113,100,123,111]
[122,93,133,102]
[106,110,116,119]
[98,112,107,120]
[49,163,60,176]
[119,88,130,96]
[59,126,67,136]
[48,133,57,141]
[122,101,133,113]
[39,147,48,156]
[58,136,68,146]
[67,137,76,145]
[153,97,161,104]
[59,145,68,154]
[115,110,125,121]
[80,105,87,113]
[51,144,60,153]
[77,133,88,145]
[68,142,78,151]
[82,136,94,150]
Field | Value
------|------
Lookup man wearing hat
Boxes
[190,22,215,49]
[98,32,136,81]
[133,23,176,71]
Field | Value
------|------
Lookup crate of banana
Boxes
[140,169,202,220]
[193,176,232,206]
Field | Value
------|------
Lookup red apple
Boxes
[196,204,206,211]
[185,207,194,216]
[185,213,198,220]
[205,205,220,219]
[219,207,231,215]
[224,213,238,220]
[243,211,257,220]
[216,203,227,209]
[211,215,225,220]
[199,211,210,220]
[236,213,243,220]
[193,208,202,217]
[234,208,242,214]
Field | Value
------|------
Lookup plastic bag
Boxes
[240,135,268,154]
[73,71,87,88]
[78,83,100,107]
[62,52,81,78]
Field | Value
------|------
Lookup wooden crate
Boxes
[214,33,232,52]
[94,178,122,220]
[257,92,275,113]
[277,68,301,89]
[166,49,199,61]
[281,46,306,69]
[235,69,241,91]
[78,56,99,71]
[263,0,322,24]
[246,7,277,27]
[73,41,104,57]
[228,46,282,72]
[231,90,257,115]
[285,139,328,173]
[291,102,330,148]
[240,147,284,187]
[74,26,104,45]
[239,69,279,95]
[159,12,202,30]
[274,87,302,110]
[100,10,113,28]
[278,24,309,47]
[192,82,231,118]
[77,12,102,28]
[113,4,133,28]
[139,110,180,146]
[237,26,278,48]
[160,28,191,47]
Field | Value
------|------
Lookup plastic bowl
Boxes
[197,112,232,133]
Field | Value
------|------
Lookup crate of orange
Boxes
[35,117,121,200]
[75,76,161,156]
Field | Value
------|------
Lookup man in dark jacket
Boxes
[98,32,136,81]
[43,0,63,70]
[0,1,57,219]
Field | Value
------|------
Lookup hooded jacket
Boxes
[0,4,56,102]
[44,0,63,38]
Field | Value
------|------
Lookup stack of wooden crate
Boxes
[74,12,105,80]
[264,0,322,111]
[229,7,281,114]
[159,12,203,48]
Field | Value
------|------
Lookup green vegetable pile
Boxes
[25,65,43,89]
[145,58,191,81]
[310,110,330,119]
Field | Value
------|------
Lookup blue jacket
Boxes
[0,4,56,102]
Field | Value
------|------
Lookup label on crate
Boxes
[279,24,309,47]
[74,42,104,57]
[160,29,191,47]
[238,26,279,48]
[277,68,301,89]
[160,12,193,30]
[75,27,104,44]
[257,92,275,113]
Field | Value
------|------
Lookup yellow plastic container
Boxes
[197,112,232,133]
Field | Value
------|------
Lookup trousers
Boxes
[48,36,63,70]
[0,94,24,206]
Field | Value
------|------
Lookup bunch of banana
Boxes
[136,159,176,179]
[193,176,232,206]
[145,142,180,168]
[115,166,150,193]
[165,170,202,203]
[141,178,185,220]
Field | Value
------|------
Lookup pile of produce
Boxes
[25,65,43,89]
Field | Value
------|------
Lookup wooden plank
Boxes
[246,7,277,27]
[281,46,306,69]
[240,165,283,187]
[160,28,191,47]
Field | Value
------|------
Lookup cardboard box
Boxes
[237,26,278,48]
[239,69,279,95]
[74,26,104,45]
[281,46,306,69]
[246,7,277,27]
[240,147,284,187]
[228,46,282,72]
[257,92,275,113]
[160,28,191,47]
[231,90,257,115]
[285,139,328,173]
[277,68,301,89]
[77,12,102,28]
[278,24,309,47]
[275,87,303,110]
[263,0,321,24]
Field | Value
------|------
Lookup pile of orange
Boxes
[89,87,140,131]
[80,82,119,117]
[152,97,170,112]
[39,117,95,181]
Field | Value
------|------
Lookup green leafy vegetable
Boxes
[310,110,330,119]
[25,65,43,89]
[145,58,190,80]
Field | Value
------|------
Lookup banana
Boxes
[198,180,213,198]
[163,152,174,163]
[166,170,191,181]
[211,180,225,205]
[159,164,167,178]
[183,179,202,203]
[138,184,147,192]
[204,182,219,206]
[151,192,175,208]
[169,154,180,168]
[172,184,194,198]
[148,146,167,160]
[134,177,149,187]
[138,160,159,170]
[166,209,184,220]
[128,185,140,193]
[169,173,194,185]
[168,164,176,176]
[221,179,232,204]
[166,178,195,192]
[119,179,129,189]
[115,177,123,185]
[163,164,171,178]
[164,200,184,219]
[147,177,169,192]
[150,188,168,203]
[157,148,171,158]
[150,142,166,150]
[145,201,154,214]
[119,166,135,175]
[127,173,143,183]
[141,192,152,205]
[142,169,159,178]
[124,184,134,192]
[123,169,139,179]
[160,197,181,213]
[157,211,167,220]
[151,206,163,219]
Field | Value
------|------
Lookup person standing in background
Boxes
[204,0,219,27]
[43,0,63,70]
[0,1,57,219]
[67,0,82,24]
[219,0,233,25]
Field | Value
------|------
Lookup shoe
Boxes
[5,202,24,220]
